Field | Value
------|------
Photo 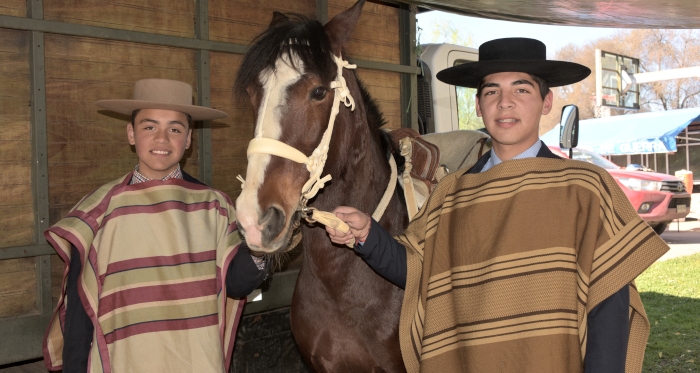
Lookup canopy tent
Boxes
[411,0,700,28]
[540,108,700,155]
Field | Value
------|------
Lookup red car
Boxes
[549,146,691,234]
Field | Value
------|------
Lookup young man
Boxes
[326,38,668,373]
[43,79,266,373]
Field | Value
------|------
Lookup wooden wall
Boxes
[0,1,25,17]
[43,0,196,37]
[0,28,33,249]
[210,0,316,45]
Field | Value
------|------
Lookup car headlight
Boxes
[618,177,662,191]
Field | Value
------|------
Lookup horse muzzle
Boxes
[236,202,295,253]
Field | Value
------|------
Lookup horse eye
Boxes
[311,86,327,100]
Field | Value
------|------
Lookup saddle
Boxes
[389,128,489,220]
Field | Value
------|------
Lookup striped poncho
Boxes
[397,158,668,373]
[43,173,244,373]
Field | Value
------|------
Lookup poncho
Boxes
[397,158,668,373]
[43,174,244,373]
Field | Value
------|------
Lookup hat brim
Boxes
[95,100,228,121]
[436,60,591,88]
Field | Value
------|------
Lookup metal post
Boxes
[196,0,213,186]
[316,0,328,24]
[28,0,52,316]
[686,128,690,171]
[399,3,418,131]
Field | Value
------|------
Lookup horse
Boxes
[233,1,408,371]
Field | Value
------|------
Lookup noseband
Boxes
[239,52,397,246]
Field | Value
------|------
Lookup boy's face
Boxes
[476,71,553,157]
[127,108,192,180]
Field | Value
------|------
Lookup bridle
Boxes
[238,51,397,246]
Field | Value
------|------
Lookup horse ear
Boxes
[323,0,365,56]
[270,11,289,28]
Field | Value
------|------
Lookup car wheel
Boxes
[652,221,669,235]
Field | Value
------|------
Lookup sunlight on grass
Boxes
[637,253,700,372]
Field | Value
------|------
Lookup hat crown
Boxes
[133,79,194,106]
[478,37,546,62]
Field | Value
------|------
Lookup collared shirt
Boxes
[129,164,265,271]
[481,140,542,172]
[130,164,183,184]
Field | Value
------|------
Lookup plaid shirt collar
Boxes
[130,164,183,185]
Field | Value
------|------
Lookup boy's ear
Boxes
[127,123,136,145]
[541,90,554,115]
[475,96,483,117]
[186,128,192,149]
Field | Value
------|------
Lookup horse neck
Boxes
[301,104,406,265]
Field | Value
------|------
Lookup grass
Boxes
[637,253,700,372]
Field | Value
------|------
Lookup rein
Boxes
[239,52,397,247]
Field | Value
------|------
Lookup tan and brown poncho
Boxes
[43,174,244,373]
[396,158,668,373]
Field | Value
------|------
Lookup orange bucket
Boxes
[675,170,693,194]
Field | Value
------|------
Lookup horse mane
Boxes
[234,14,336,101]
[234,10,403,191]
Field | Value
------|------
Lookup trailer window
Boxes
[453,59,484,131]
[455,86,484,130]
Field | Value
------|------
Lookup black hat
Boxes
[436,38,591,88]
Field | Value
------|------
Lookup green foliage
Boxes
[637,253,700,372]
[419,19,474,47]
[456,87,484,130]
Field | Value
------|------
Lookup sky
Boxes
[416,11,632,58]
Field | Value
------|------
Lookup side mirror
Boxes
[559,104,579,158]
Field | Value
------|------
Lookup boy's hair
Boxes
[476,73,550,100]
[130,109,194,129]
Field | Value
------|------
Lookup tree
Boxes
[418,19,484,130]
[541,29,700,134]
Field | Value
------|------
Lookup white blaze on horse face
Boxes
[236,53,305,250]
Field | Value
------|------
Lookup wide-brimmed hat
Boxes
[95,79,227,121]
[436,38,591,88]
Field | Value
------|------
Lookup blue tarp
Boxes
[541,107,700,155]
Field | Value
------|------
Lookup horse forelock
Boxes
[234,14,336,103]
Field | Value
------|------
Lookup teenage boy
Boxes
[43,79,266,373]
[326,38,668,373]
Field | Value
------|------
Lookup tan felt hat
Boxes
[95,79,227,121]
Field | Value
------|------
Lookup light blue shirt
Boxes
[481,140,542,172]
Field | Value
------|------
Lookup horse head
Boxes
[234,1,366,253]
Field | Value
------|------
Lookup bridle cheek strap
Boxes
[244,53,356,202]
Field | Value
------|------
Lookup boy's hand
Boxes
[325,206,370,246]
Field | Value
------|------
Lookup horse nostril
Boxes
[260,206,286,241]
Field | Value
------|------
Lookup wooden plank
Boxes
[44,34,196,68]
[51,254,64,309]
[0,141,31,163]
[0,96,31,118]
[209,52,253,198]
[0,184,33,206]
[0,204,35,248]
[0,257,34,274]
[328,0,400,64]
[44,0,195,38]
[0,1,25,18]
[356,68,401,129]
[0,258,37,318]
[209,0,316,45]
[0,120,30,142]
[0,71,30,93]
[0,292,37,318]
